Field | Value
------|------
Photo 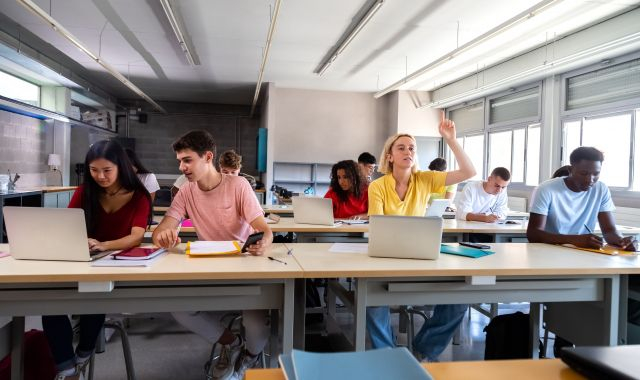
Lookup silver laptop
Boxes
[292,197,335,226]
[368,215,443,260]
[425,199,450,217]
[3,206,113,261]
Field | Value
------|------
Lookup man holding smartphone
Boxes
[153,130,273,380]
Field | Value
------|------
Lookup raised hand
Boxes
[438,110,456,141]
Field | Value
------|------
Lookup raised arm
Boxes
[439,110,476,186]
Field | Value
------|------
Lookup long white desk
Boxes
[0,244,302,380]
[280,242,640,352]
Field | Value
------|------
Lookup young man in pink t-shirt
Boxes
[153,130,273,380]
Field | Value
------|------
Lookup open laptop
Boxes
[425,199,450,217]
[292,197,336,226]
[368,215,443,260]
[560,345,640,380]
[3,206,114,261]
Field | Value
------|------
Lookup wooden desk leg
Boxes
[354,278,368,351]
[10,316,24,380]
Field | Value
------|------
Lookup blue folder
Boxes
[279,347,432,380]
[440,244,495,258]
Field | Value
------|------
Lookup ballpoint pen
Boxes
[583,224,603,246]
[268,256,287,265]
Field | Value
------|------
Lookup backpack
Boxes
[483,311,531,360]
[0,329,56,380]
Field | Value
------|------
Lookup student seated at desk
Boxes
[455,167,510,223]
[219,149,257,189]
[153,130,273,380]
[324,160,368,219]
[367,111,476,362]
[358,151,377,183]
[427,157,457,209]
[44,140,152,380]
[125,148,160,202]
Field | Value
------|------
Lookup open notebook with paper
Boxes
[186,241,241,256]
[561,243,638,256]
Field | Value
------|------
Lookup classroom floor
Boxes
[85,302,553,380]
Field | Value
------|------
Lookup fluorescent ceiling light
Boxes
[160,0,200,66]
[317,0,384,76]
[374,0,563,98]
[16,0,167,113]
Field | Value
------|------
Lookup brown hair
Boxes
[219,150,242,170]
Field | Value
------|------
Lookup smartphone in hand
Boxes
[241,232,265,253]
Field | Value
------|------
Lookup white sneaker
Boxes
[208,338,244,380]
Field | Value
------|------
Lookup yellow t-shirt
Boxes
[368,171,447,216]
[428,183,457,204]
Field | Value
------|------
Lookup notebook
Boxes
[560,345,640,380]
[279,347,432,380]
[112,247,166,260]
[425,199,450,217]
[3,206,114,262]
[292,197,336,226]
[561,243,638,256]
[186,241,241,256]
[440,244,495,258]
[368,215,442,260]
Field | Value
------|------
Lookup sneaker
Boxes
[54,369,85,380]
[207,337,244,380]
[231,350,262,380]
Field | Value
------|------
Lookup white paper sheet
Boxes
[188,241,240,255]
[91,251,168,267]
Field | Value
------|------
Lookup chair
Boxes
[391,305,431,357]
[85,320,136,380]
[154,188,172,207]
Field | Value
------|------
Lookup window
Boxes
[0,71,40,106]
[635,110,640,191]
[526,125,540,186]
[487,124,540,185]
[463,134,484,181]
[562,113,633,188]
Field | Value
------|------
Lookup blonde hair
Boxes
[378,133,419,175]
[219,150,242,170]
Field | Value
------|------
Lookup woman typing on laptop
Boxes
[366,110,476,362]
[43,140,152,380]
[324,160,368,220]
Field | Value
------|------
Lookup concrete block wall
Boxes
[0,110,50,180]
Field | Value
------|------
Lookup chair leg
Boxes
[104,320,136,380]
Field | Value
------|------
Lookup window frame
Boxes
[0,69,41,107]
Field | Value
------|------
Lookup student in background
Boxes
[324,160,368,219]
[367,111,476,362]
[153,130,273,380]
[455,167,511,223]
[44,140,151,380]
[171,174,187,198]
[552,165,572,178]
[358,152,377,183]
[125,148,160,202]
[527,147,637,251]
[219,149,257,189]
[427,157,457,208]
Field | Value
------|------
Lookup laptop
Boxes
[368,215,443,260]
[560,345,640,380]
[292,197,336,226]
[425,199,450,217]
[3,206,114,261]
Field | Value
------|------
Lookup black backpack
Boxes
[484,311,531,360]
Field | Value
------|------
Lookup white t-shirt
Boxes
[173,174,188,189]
[454,181,509,221]
[137,173,160,194]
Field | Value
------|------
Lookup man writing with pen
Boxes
[455,167,511,223]
[527,146,637,251]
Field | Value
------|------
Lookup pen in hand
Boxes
[268,256,287,265]
[584,224,603,247]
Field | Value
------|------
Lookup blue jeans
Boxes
[366,304,468,361]
[42,314,105,371]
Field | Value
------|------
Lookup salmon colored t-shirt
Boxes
[165,174,264,241]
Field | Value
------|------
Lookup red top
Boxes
[324,187,369,218]
[68,185,150,242]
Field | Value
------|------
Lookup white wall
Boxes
[396,90,440,137]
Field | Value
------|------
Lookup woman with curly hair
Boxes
[324,159,368,220]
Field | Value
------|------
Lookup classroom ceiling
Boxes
[0,0,638,106]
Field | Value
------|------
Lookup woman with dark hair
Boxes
[43,140,152,380]
[125,148,160,202]
[428,157,457,207]
[324,159,368,219]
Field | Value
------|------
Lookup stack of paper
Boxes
[91,250,168,267]
[279,347,431,380]
[186,241,241,256]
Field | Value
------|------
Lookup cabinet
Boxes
[272,162,333,198]
[43,190,75,208]
[0,190,43,243]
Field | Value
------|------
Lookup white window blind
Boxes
[449,102,484,134]
[566,58,640,111]
[489,86,540,125]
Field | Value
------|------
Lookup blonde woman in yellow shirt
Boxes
[367,111,475,361]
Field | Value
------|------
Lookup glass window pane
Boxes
[635,110,640,191]
[0,71,39,106]
[526,125,541,186]
[465,134,485,181]
[562,120,581,165]
[582,113,632,188]
[488,130,512,174]
[512,129,525,182]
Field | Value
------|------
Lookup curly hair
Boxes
[219,150,242,170]
[329,160,364,203]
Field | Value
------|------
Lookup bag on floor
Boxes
[483,311,531,360]
[0,329,56,380]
